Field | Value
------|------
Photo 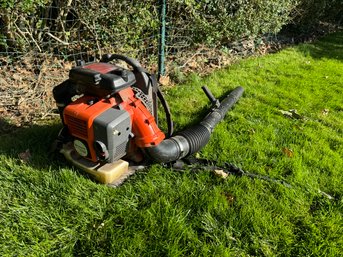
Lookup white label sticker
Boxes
[73,139,88,157]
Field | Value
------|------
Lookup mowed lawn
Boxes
[0,32,342,256]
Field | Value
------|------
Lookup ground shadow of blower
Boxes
[0,118,95,181]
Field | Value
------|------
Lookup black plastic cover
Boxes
[99,70,136,91]
[69,67,136,94]
[69,68,102,86]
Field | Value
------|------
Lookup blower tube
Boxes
[144,86,244,163]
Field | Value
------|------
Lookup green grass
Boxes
[1,32,342,256]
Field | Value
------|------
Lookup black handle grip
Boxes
[202,85,217,102]
[100,54,143,70]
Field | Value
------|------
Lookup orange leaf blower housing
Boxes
[53,54,244,184]
[59,61,165,165]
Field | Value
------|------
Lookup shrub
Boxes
[292,0,343,29]
[1,0,340,57]
[0,0,50,51]
[1,0,296,54]
[167,0,298,46]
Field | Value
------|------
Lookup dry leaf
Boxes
[12,74,22,81]
[321,109,329,116]
[0,78,6,85]
[279,109,304,120]
[210,63,219,68]
[18,149,31,163]
[214,169,229,179]
[222,192,235,204]
[282,147,294,158]
[159,75,171,86]
[279,110,293,118]
[289,109,303,119]
[188,60,198,69]
[63,62,73,70]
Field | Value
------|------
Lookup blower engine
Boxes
[53,54,244,184]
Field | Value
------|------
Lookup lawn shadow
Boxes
[0,118,103,184]
[1,118,69,170]
[297,32,343,60]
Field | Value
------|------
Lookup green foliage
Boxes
[1,0,340,56]
[0,0,300,55]
[0,0,53,52]
[0,0,49,14]
[0,32,342,256]
[293,0,343,29]
[75,0,159,52]
[168,0,297,45]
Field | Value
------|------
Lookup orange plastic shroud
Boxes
[63,87,165,162]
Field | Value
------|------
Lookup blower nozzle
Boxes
[145,86,244,163]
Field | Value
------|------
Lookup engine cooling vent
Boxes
[115,141,127,159]
[65,115,88,138]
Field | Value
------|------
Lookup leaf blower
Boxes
[52,54,244,185]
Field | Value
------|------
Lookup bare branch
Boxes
[45,32,70,46]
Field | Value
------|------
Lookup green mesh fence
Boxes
[0,1,161,125]
[1,0,336,126]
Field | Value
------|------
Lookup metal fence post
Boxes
[158,0,166,78]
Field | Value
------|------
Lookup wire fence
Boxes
[0,1,204,127]
[1,1,338,129]
[0,2,160,127]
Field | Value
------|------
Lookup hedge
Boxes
[0,0,341,55]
